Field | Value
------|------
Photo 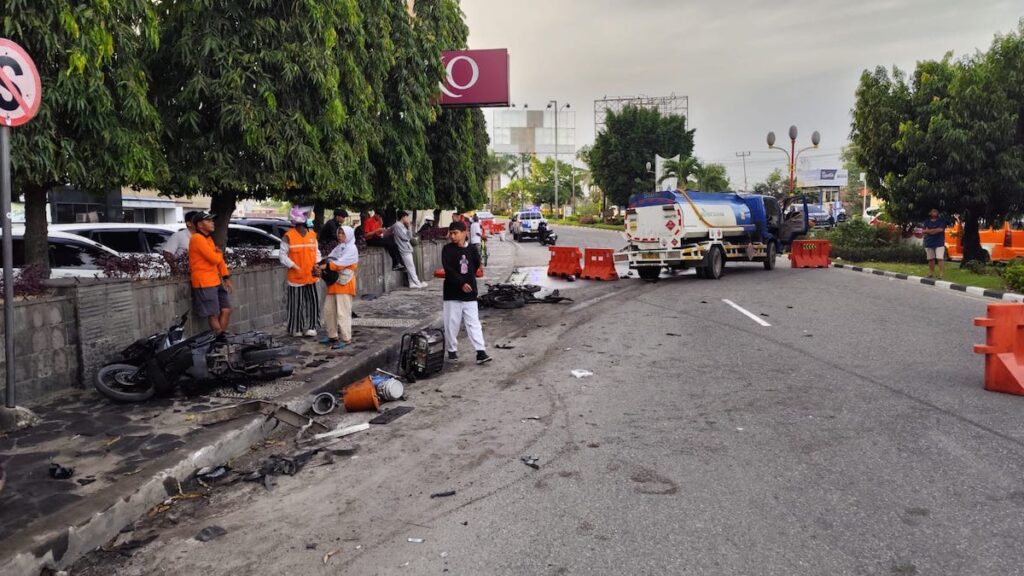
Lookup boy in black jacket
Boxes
[442,221,491,365]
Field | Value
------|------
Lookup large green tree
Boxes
[2,0,167,270]
[151,0,359,246]
[589,105,695,207]
[690,162,731,192]
[753,168,787,199]
[851,20,1024,262]
[525,157,583,206]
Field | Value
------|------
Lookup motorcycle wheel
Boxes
[492,292,526,309]
[94,363,155,403]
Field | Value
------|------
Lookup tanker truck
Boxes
[614,190,809,281]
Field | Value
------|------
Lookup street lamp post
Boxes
[547,100,570,217]
[767,126,820,193]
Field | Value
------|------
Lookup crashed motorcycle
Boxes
[95,315,298,402]
[537,221,558,246]
[478,283,574,309]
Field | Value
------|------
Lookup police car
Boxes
[509,210,547,242]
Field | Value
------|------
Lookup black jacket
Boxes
[442,242,480,301]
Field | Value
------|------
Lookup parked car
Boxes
[52,222,282,257]
[3,226,123,278]
[509,210,547,241]
[231,217,293,239]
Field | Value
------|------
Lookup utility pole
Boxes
[735,151,751,191]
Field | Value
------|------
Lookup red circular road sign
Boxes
[0,38,41,127]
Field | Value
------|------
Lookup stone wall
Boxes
[0,241,446,405]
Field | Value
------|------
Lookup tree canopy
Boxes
[589,105,695,207]
[753,169,787,199]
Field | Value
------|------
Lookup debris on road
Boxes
[76,476,97,486]
[408,537,425,544]
[313,422,370,441]
[570,369,594,379]
[666,333,682,337]
[430,490,456,499]
[521,416,541,423]
[311,392,337,415]
[495,342,515,350]
[191,400,329,436]
[374,377,405,402]
[369,406,414,425]
[521,456,541,470]
[48,463,74,480]
[195,526,227,542]
[323,548,341,564]
[343,376,381,412]
[195,465,231,487]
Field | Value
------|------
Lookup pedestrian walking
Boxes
[922,208,947,279]
[469,213,484,262]
[317,225,358,348]
[188,212,233,335]
[280,207,322,337]
[391,210,424,288]
[442,221,491,365]
[320,208,348,250]
[363,208,403,270]
[162,211,197,258]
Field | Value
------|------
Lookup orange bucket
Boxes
[342,376,380,412]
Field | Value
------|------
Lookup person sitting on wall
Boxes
[363,208,403,271]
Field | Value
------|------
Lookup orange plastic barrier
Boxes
[790,239,832,269]
[579,248,618,281]
[547,246,583,278]
[974,303,1024,396]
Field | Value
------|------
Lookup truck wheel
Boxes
[695,267,706,279]
[638,267,661,281]
[763,242,777,271]
[705,247,724,280]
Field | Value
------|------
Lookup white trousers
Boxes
[443,300,485,353]
[323,293,354,342]
[400,251,422,287]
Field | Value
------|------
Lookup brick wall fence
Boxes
[0,241,444,405]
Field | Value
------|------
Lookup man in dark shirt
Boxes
[921,208,947,279]
[442,221,491,365]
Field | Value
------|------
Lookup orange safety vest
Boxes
[189,233,228,288]
[327,262,358,296]
[284,228,318,285]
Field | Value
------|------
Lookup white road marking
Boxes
[722,299,772,327]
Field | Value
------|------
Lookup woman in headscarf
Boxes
[280,206,321,337]
[317,225,358,348]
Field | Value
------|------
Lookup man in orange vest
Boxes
[188,212,234,335]
[280,207,322,337]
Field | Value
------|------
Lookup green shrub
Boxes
[818,218,884,248]
[831,244,927,263]
[1003,260,1024,292]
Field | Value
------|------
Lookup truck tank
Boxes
[626,190,766,246]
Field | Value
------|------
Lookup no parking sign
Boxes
[0,38,41,127]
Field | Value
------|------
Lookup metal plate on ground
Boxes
[351,317,421,328]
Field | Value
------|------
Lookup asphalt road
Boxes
[78,228,1024,576]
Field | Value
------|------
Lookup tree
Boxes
[690,162,731,192]
[151,0,360,246]
[3,1,167,270]
[525,157,583,206]
[753,169,787,199]
[589,105,695,208]
[851,21,1024,262]
[658,157,698,188]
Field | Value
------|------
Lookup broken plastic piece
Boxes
[430,490,456,499]
[369,406,414,425]
[570,369,593,379]
[323,548,341,564]
[195,526,227,542]
[312,422,370,441]
[521,456,540,470]
[311,392,337,415]
[48,463,74,480]
[408,538,425,544]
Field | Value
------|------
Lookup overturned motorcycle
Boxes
[477,283,574,309]
[95,313,298,402]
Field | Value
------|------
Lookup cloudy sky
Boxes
[462,0,1022,188]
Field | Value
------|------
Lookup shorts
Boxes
[925,246,946,260]
[192,286,231,318]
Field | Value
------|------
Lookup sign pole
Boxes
[1,125,13,408]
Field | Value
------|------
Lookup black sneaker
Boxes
[476,351,492,365]
[448,351,459,362]
[392,264,406,271]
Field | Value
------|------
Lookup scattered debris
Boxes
[369,406,414,425]
[103,436,121,448]
[192,400,329,436]
[440,551,449,559]
[306,543,318,550]
[105,533,158,556]
[570,369,594,379]
[786,305,794,309]
[700,300,708,304]
[76,476,97,487]
[430,490,456,499]
[521,456,541,470]
[311,392,337,415]
[195,526,227,542]
[313,422,371,441]
[408,538,425,544]
[323,548,342,564]
[48,463,74,480]
[521,416,541,423]
[449,394,463,399]
[195,465,231,485]
[375,377,405,402]
[803,333,813,338]
[495,342,515,350]
[666,333,682,337]
[760,313,770,318]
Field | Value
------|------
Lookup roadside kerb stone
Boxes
[832,262,1024,302]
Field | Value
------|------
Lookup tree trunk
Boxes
[210,190,237,251]
[433,208,442,226]
[961,216,987,264]
[23,184,49,274]
[313,198,325,231]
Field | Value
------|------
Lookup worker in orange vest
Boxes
[188,212,233,335]
[280,207,322,337]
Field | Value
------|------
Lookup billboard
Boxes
[797,168,849,188]
[440,49,510,108]
[491,109,575,155]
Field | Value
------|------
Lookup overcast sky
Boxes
[462,0,1022,188]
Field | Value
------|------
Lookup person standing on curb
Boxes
[280,207,322,337]
[442,221,491,365]
[318,225,358,349]
[392,210,424,288]
[922,208,947,279]
[188,212,233,335]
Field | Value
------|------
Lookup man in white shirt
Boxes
[468,213,483,261]
[162,211,198,258]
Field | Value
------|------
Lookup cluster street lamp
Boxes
[547,100,570,217]
[767,126,820,193]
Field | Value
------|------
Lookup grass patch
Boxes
[839,261,1008,292]
[548,218,624,232]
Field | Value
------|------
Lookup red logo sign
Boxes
[665,220,676,231]
[440,49,509,108]
[0,38,41,127]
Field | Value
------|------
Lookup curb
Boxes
[548,222,624,234]
[832,262,1024,302]
[0,312,441,576]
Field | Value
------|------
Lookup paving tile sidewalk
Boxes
[0,238,514,575]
